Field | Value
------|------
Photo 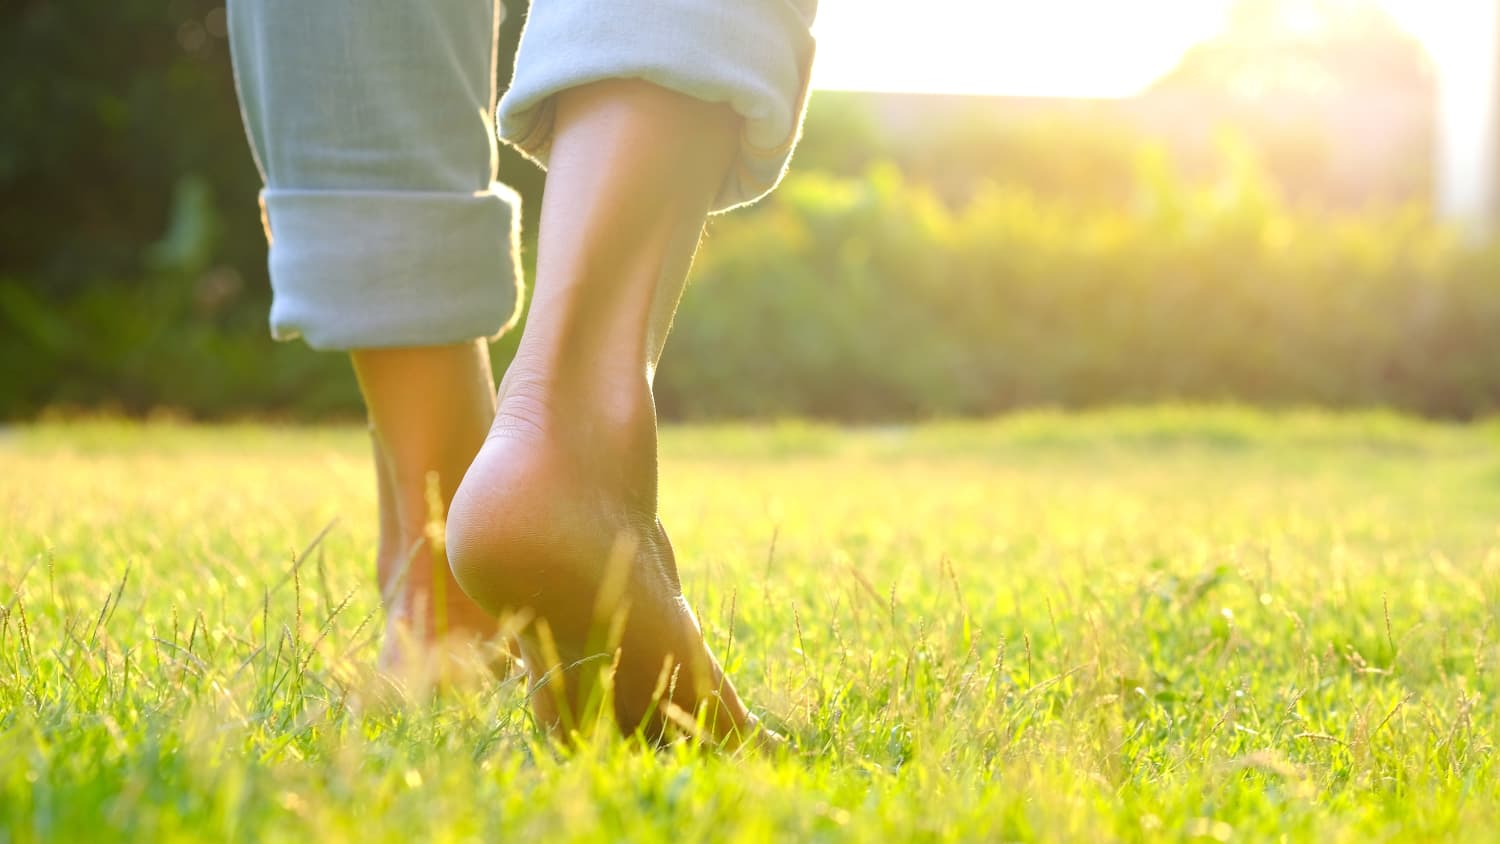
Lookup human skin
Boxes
[350,341,505,682]
[446,78,769,748]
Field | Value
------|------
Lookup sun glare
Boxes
[810,0,1470,97]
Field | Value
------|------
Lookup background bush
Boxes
[3,1,1496,421]
[663,155,1500,419]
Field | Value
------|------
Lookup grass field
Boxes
[2,408,1498,842]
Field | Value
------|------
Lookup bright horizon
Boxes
[810,0,1472,97]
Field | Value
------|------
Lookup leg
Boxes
[227,0,524,675]
[447,79,762,745]
[353,341,503,675]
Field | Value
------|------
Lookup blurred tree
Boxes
[0,0,260,293]
[0,0,542,296]
[1146,0,1433,208]
[0,0,540,417]
[1152,0,1432,100]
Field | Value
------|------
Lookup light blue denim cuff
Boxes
[261,183,524,350]
[499,0,817,213]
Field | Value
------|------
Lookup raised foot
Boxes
[445,411,770,749]
[375,617,518,698]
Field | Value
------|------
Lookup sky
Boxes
[809,0,1473,97]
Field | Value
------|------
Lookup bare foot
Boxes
[354,378,513,692]
[446,377,769,748]
[376,565,515,693]
[445,79,776,749]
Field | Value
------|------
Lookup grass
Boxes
[2,406,1498,842]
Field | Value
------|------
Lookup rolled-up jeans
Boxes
[227,0,817,350]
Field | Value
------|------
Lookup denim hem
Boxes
[498,0,817,213]
[260,183,524,350]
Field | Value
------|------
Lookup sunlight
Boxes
[811,0,1469,97]
[811,0,1232,96]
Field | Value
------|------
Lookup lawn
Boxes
[2,408,1497,842]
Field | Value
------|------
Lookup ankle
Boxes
[446,396,662,620]
[494,357,658,465]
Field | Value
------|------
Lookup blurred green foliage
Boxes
[1,3,1494,420]
[0,0,254,289]
[662,147,1500,419]
[0,0,537,418]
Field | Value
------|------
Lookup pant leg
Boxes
[227,0,523,350]
[497,0,818,214]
